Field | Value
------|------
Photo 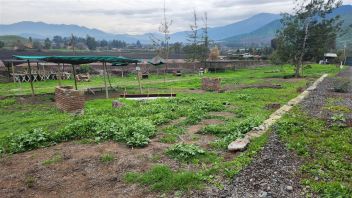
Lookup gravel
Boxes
[220,132,304,198]
[219,67,352,198]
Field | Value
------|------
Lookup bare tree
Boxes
[201,12,210,66]
[187,9,199,62]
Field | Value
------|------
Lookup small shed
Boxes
[323,53,338,64]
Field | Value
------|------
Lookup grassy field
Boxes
[0,64,339,96]
[0,64,343,195]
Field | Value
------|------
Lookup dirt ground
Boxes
[0,114,232,198]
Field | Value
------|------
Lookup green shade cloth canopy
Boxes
[13,55,140,65]
[111,62,129,66]
[148,55,166,66]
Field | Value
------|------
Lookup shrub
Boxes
[166,143,205,162]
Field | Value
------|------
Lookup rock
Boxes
[228,138,250,152]
[258,190,268,197]
[286,186,293,192]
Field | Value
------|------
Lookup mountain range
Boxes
[223,5,352,47]
[0,5,351,47]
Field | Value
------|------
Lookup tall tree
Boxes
[44,38,52,49]
[86,35,97,50]
[275,0,342,77]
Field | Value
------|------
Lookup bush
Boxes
[77,64,93,74]
[166,143,205,162]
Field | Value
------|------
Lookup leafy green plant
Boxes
[160,134,178,144]
[4,128,53,153]
[166,143,205,162]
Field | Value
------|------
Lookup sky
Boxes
[1,0,352,35]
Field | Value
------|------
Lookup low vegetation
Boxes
[274,108,352,197]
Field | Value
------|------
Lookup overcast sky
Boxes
[1,0,351,35]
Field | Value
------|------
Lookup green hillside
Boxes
[223,8,352,48]
[0,35,28,48]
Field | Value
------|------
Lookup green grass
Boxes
[100,153,115,164]
[0,64,343,194]
[0,64,339,97]
[124,165,204,192]
[42,154,63,166]
[274,108,352,197]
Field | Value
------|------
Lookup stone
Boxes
[286,186,293,192]
[258,190,268,197]
[228,138,250,152]
[112,100,124,108]
[202,78,221,91]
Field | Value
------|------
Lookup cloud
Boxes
[0,0,351,34]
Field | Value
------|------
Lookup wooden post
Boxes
[11,62,16,83]
[72,65,78,90]
[57,63,62,86]
[136,63,142,94]
[103,62,109,99]
[27,60,35,97]
[106,63,112,88]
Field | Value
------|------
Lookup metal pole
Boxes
[27,60,35,97]
[103,62,109,99]
[72,65,78,90]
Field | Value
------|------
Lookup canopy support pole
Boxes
[72,65,78,90]
[11,62,16,83]
[136,63,142,94]
[27,60,35,97]
[57,63,62,86]
[106,63,112,88]
[103,62,109,99]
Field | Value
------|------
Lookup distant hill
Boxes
[0,13,281,44]
[0,21,141,43]
[170,13,281,42]
[0,35,28,48]
[222,5,352,48]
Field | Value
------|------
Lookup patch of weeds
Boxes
[333,78,351,93]
[236,94,251,101]
[3,128,53,153]
[163,125,185,135]
[203,118,261,149]
[124,165,204,192]
[160,134,178,144]
[331,113,346,127]
[323,105,351,113]
[24,176,36,188]
[100,153,115,164]
[0,98,16,108]
[150,154,162,162]
[42,154,63,166]
[166,143,205,162]
[274,108,352,197]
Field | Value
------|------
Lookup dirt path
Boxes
[220,67,352,198]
